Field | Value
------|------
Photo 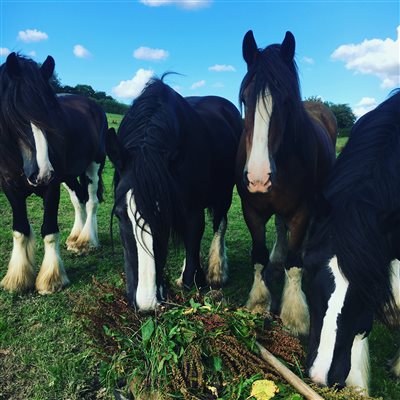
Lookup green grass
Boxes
[0,115,399,399]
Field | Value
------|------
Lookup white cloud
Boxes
[133,46,169,61]
[190,80,206,90]
[18,29,48,43]
[331,26,400,89]
[28,51,37,57]
[139,0,212,9]
[73,44,92,59]
[208,64,236,72]
[112,68,154,99]
[302,56,315,65]
[353,96,377,118]
[0,48,10,56]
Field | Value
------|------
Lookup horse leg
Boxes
[63,179,87,251]
[280,208,310,336]
[243,204,272,313]
[73,162,102,254]
[1,188,36,292]
[36,182,70,294]
[178,209,206,289]
[207,215,228,288]
[345,335,370,393]
[270,215,288,265]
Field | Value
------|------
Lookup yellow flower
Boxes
[249,379,279,400]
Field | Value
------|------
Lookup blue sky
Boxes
[1,0,399,117]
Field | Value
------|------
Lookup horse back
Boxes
[180,96,242,206]
[304,101,337,183]
[58,95,107,174]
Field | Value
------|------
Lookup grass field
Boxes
[0,119,399,399]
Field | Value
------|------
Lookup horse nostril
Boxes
[28,172,38,185]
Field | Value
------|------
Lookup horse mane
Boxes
[322,91,400,323]
[239,43,322,190]
[0,53,63,185]
[116,77,187,240]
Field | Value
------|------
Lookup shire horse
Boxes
[0,53,106,294]
[236,30,337,335]
[106,77,242,311]
[304,90,400,392]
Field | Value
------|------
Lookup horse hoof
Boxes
[67,242,98,255]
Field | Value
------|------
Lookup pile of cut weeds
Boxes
[75,279,381,400]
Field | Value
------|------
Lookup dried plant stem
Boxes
[256,342,324,400]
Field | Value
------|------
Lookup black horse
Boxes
[106,77,242,311]
[304,90,400,392]
[0,53,106,294]
[236,31,337,335]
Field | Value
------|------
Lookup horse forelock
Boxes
[116,79,186,241]
[0,54,63,183]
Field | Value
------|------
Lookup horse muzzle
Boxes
[27,169,55,187]
[244,170,273,193]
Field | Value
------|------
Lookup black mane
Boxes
[0,53,63,184]
[116,78,188,238]
[311,91,400,322]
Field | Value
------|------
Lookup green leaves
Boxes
[141,318,155,345]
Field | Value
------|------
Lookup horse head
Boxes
[1,52,62,186]
[239,30,300,193]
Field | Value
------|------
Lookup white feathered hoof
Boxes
[245,263,272,314]
[35,234,70,294]
[1,231,36,293]
[280,267,310,337]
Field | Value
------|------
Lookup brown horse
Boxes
[236,30,337,335]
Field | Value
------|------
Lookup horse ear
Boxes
[40,56,55,81]
[106,128,127,171]
[280,31,295,62]
[243,30,259,69]
[6,52,21,78]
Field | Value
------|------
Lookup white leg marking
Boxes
[62,183,87,250]
[74,162,100,252]
[207,219,228,286]
[127,190,159,311]
[176,258,186,288]
[390,259,400,310]
[280,267,310,336]
[246,89,273,191]
[1,229,36,292]
[309,256,349,386]
[36,233,69,294]
[392,349,400,378]
[30,122,54,181]
[246,263,271,314]
[270,216,288,264]
[346,335,370,394]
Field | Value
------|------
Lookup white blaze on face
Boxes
[246,89,273,190]
[309,256,349,385]
[126,189,158,311]
[30,122,54,180]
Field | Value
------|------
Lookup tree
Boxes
[305,97,356,136]
[325,102,356,129]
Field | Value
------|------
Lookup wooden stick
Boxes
[256,342,324,400]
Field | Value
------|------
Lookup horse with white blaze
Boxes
[106,76,242,311]
[303,90,400,393]
[0,53,107,294]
